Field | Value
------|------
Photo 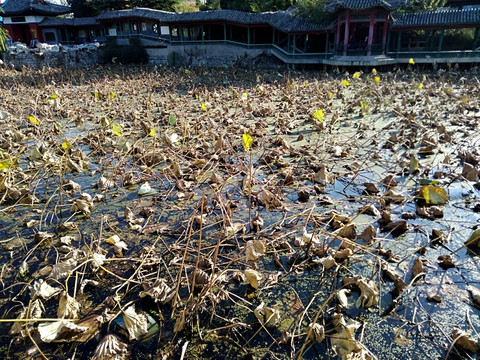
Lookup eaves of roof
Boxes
[1,0,71,17]
[325,0,408,12]
[96,8,334,32]
[391,7,480,29]
[40,17,100,27]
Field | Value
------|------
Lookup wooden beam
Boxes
[382,14,389,55]
[437,29,444,53]
[343,10,350,56]
[367,10,375,56]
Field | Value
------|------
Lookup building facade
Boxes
[2,0,480,66]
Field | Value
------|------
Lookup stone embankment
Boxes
[1,42,102,70]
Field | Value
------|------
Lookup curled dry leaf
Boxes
[140,279,175,304]
[315,255,337,270]
[254,302,281,328]
[71,199,93,215]
[462,163,479,182]
[105,235,128,256]
[123,305,148,341]
[336,289,350,307]
[38,320,88,343]
[314,165,333,186]
[359,225,377,245]
[451,327,480,353]
[245,269,262,289]
[251,215,264,232]
[412,258,425,280]
[174,309,186,333]
[467,286,480,306]
[57,291,80,319]
[30,279,61,300]
[337,223,356,240]
[93,334,130,360]
[98,176,115,190]
[356,278,378,308]
[50,258,78,280]
[245,240,266,262]
[261,189,283,210]
[307,323,325,343]
[10,299,44,337]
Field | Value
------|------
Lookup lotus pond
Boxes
[1,64,480,360]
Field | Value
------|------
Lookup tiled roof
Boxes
[1,0,71,16]
[97,8,334,32]
[40,17,100,27]
[392,7,480,28]
[325,0,408,12]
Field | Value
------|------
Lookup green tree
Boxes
[200,0,221,10]
[217,0,293,12]
[401,0,446,12]
[1,8,10,52]
[295,0,332,24]
[68,0,181,17]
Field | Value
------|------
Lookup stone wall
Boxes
[1,41,282,69]
[2,42,102,70]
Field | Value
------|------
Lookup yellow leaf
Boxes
[409,58,415,65]
[48,94,58,100]
[112,124,123,136]
[0,160,11,170]
[109,92,116,99]
[149,128,156,137]
[241,92,248,101]
[372,68,377,75]
[201,103,207,111]
[341,80,349,86]
[312,109,324,122]
[28,116,40,126]
[353,72,361,78]
[419,185,449,205]
[418,83,423,89]
[328,92,333,99]
[61,139,72,151]
[242,134,253,152]
[375,76,380,83]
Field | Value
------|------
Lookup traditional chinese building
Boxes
[2,0,480,66]
[1,0,71,45]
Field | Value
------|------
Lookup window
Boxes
[44,32,56,43]
[11,17,26,23]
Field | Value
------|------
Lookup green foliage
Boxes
[68,0,180,17]
[0,26,9,52]
[200,0,221,10]
[399,0,446,13]
[295,0,333,24]
[174,0,200,12]
[216,0,294,12]
[1,8,10,52]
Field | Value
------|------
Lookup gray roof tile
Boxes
[97,8,333,32]
[325,0,408,12]
[40,17,100,27]
[1,0,71,16]
[392,8,480,28]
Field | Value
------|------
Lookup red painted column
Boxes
[29,23,44,43]
[367,10,375,56]
[382,13,390,55]
[343,10,350,56]
[4,24,16,41]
